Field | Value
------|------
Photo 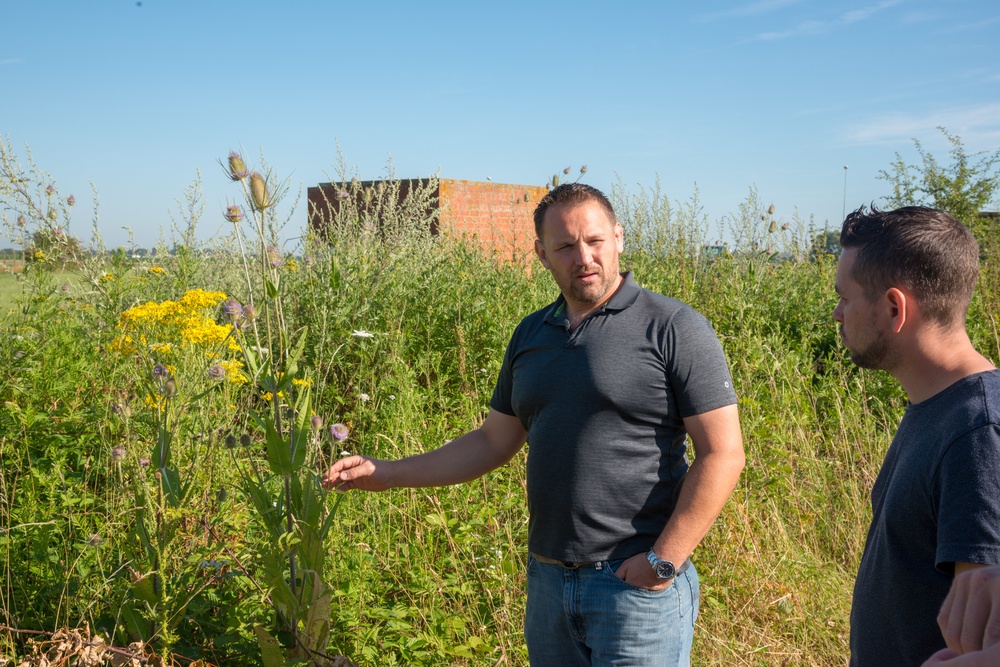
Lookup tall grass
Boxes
[3,145,996,665]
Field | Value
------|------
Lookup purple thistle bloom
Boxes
[208,363,226,380]
[330,423,349,441]
[228,151,248,181]
[139,456,151,468]
[152,363,168,378]
[225,204,244,224]
[111,445,126,461]
[67,195,75,206]
[267,246,282,267]
[45,184,55,196]
[221,296,243,322]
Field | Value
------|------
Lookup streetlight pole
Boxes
[842,165,849,221]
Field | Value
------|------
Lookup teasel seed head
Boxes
[768,203,775,215]
[249,172,270,210]
[225,204,244,224]
[768,219,777,234]
[228,151,248,181]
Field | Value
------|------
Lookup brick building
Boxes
[307,178,548,263]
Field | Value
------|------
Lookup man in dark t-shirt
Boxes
[834,206,1000,666]
[324,184,745,666]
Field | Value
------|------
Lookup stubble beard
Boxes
[846,327,895,370]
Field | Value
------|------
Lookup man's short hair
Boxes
[533,183,616,239]
[840,205,980,328]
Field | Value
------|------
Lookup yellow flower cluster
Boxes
[112,289,239,356]
[146,266,167,276]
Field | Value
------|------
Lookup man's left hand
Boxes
[612,553,674,591]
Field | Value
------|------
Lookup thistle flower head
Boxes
[228,151,248,181]
[225,434,237,448]
[239,433,251,447]
[164,378,178,398]
[111,445,126,461]
[781,222,789,231]
[266,246,282,267]
[153,363,168,378]
[768,219,777,234]
[225,204,244,224]
[563,166,571,175]
[208,363,226,381]
[330,423,349,441]
[552,174,560,187]
[47,208,57,221]
[249,172,270,210]
[45,185,54,196]
[241,304,258,323]
[580,165,588,174]
[67,195,75,207]
[138,456,151,468]
[311,414,323,430]
[221,296,243,322]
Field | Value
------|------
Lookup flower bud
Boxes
[768,220,777,234]
[111,445,126,461]
[552,174,560,187]
[249,172,270,210]
[139,456,151,469]
[225,204,244,224]
[768,203,776,215]
[225,434,237,448]
[563,166,571,175]
[153,363,168,378]
[221,296,243,322]
[781,222,790,231]
[209,363,226,381]
[267,246,282,267]
[240,433,251,447]
[16,214,26,227]
[164,378,178,398]
[45,185,54,196]
[216,487,228,503]
[47,208,57,221]
[311,414,323,430]
[580,165,588,174]
[228,151,248,181]
[241,304,258,322]
[67,195,75,207]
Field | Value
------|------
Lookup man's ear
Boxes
[884,287,909,334]
[614,222,624,253]
[534,238,551,270]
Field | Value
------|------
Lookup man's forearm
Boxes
[385,427,521,488]
[651,448,745,565]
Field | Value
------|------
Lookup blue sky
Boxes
[2,0,998,249]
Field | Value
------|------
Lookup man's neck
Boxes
[893,329,995,404]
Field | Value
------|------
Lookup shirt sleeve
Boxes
[664,305,738,418]
[936,423,1000,571]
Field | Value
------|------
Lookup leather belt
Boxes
[531,552,692,573]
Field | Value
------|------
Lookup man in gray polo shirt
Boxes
[323,183,745,665]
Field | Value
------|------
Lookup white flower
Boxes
[340,450,350,457]
[351,330,375,338]
[359,393,370,402]
[388,394,396,400]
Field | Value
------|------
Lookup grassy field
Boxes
[4,162,996,666]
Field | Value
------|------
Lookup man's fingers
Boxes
[941,577,973,650]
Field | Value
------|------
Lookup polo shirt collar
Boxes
[544,271,641,324]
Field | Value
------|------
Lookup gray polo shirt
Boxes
[490,272,737,562]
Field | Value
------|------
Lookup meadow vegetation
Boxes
[1,134,999,666]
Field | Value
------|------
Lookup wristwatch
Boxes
[646,549,677,581]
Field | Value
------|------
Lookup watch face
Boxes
[654,561,675,580]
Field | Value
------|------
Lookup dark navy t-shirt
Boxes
[490,272,737,562]
[850,370,1000,666]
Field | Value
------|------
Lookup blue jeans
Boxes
[524,555,699,666]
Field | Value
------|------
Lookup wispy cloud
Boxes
[696,0,803,22]
[0,58,22,66]
[755,0,902,41]
[843,103,1000,149]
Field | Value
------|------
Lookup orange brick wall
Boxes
[307,178,547,264]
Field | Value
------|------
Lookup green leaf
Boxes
[329,256,342,291]
[265,278,279,299]
[254,626,286,667]
[265,418,292,475]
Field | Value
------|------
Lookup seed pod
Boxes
[164,377,178,398]
[563,166,571,175]
[768,203,776,215]
[228,151,248,181]
[249,172,270,210]
[225,434,237,448]
[768,219,777,234]
[240,433,251,447]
